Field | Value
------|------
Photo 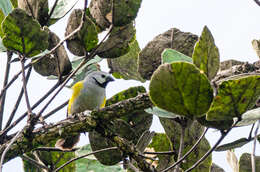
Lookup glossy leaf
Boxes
[108,39,144,82]
[236,107,260,127]
[192,26,220,80]
[145,106,180,119]
[50,0,79,19]
[207,76,260,121]
[0,0,12,16]
[215,138,251,152]
[2,8,48,57]
[239,153,260,172]
[149,62,213,118]
[161,48,193,64]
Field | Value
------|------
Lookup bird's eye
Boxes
[101,74,106,78]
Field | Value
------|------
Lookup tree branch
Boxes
[254,0,260,7]
[0,93,152,164]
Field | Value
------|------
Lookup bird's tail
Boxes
[55,134,80,151]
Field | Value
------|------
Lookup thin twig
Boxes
[0,64,31,100]
[21,154,49,170]
[34,147,78,152]
[248,123,255,140]
[174,125,185,172]
[43,100,68,120]
[45,0,59,25]
[144,151,175,155]
[53,147,118,172]
[1,81,61,137]
[254,0,260,7]
[25,0,35,19]
[251,120,260,172]
[4,66,32,129]
[185,121,240,172]
[161,128,209,172]
[0,52,12,130]
[171,28,174,48]
[19,55,32,116]
[0,128,24,172]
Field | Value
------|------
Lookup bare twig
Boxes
[251,120,260,172]
[174,125,185,172]
[144,151,175,155]
[4,66,32,129]
[1,81,61,137]
[248,123,255,140]
[0,128,24,172]
[19,55,32,116]
[25,0,35,19]
[21,154,49,170]
[0,52,12,130]
[43,100,68,120]
[185,121,240,172]
[45,0,59,25]
[161,128,209,172]
[34,147,78,152]
[0,64,31,100]
[171,28,174,48]
[254,0,260,7]
[54,147,118,172]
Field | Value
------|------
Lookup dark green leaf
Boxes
[113,0,142,27]
[215,138,251,152]
[196,115,233,130]
[2,8,48,57]
[149,62,213,118]
[210,163,225,172]
[108,39,145,82]
[239,153,260,172]
[192,26,220,80]
[207,76,260,121]
[0,0,12,16]
[161,48,193,64]
[236,107,260,127]
[96,23,135,58]
[145,106,180,119]
[65,9,98,56]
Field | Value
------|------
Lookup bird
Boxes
[55,71,114,150]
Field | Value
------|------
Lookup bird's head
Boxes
[86,71,114,88]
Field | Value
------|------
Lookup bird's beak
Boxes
[106,76,115,82]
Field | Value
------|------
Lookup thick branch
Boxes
[0,93,152,163]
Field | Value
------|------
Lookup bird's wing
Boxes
[67,81,84,115]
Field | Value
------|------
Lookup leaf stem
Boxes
[174,125,185,172]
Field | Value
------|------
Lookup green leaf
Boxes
[236,107,260,127]
[239,153,260,172]
[50,0,79,19]
[196,115,233,130]
[108,39,145,82]
[192,26,220,80]
[113,0,142,27]
[0,0,12,16]
[10,0,17,8]
[149,62,213,118]
[210,163,225,172]
[2,8,48,57]
[106,86,146,106]
[145,106,180,119]
[207,75,260,121]
[161,48,193,64]
[0,38,6,52]
[76,147,125,172]
[70,55,102,87]
[96,23,136,58]
[65,9,98,56]
[159,119,212,172]
[215,138,251,152]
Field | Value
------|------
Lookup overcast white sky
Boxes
[2,0,260,171]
